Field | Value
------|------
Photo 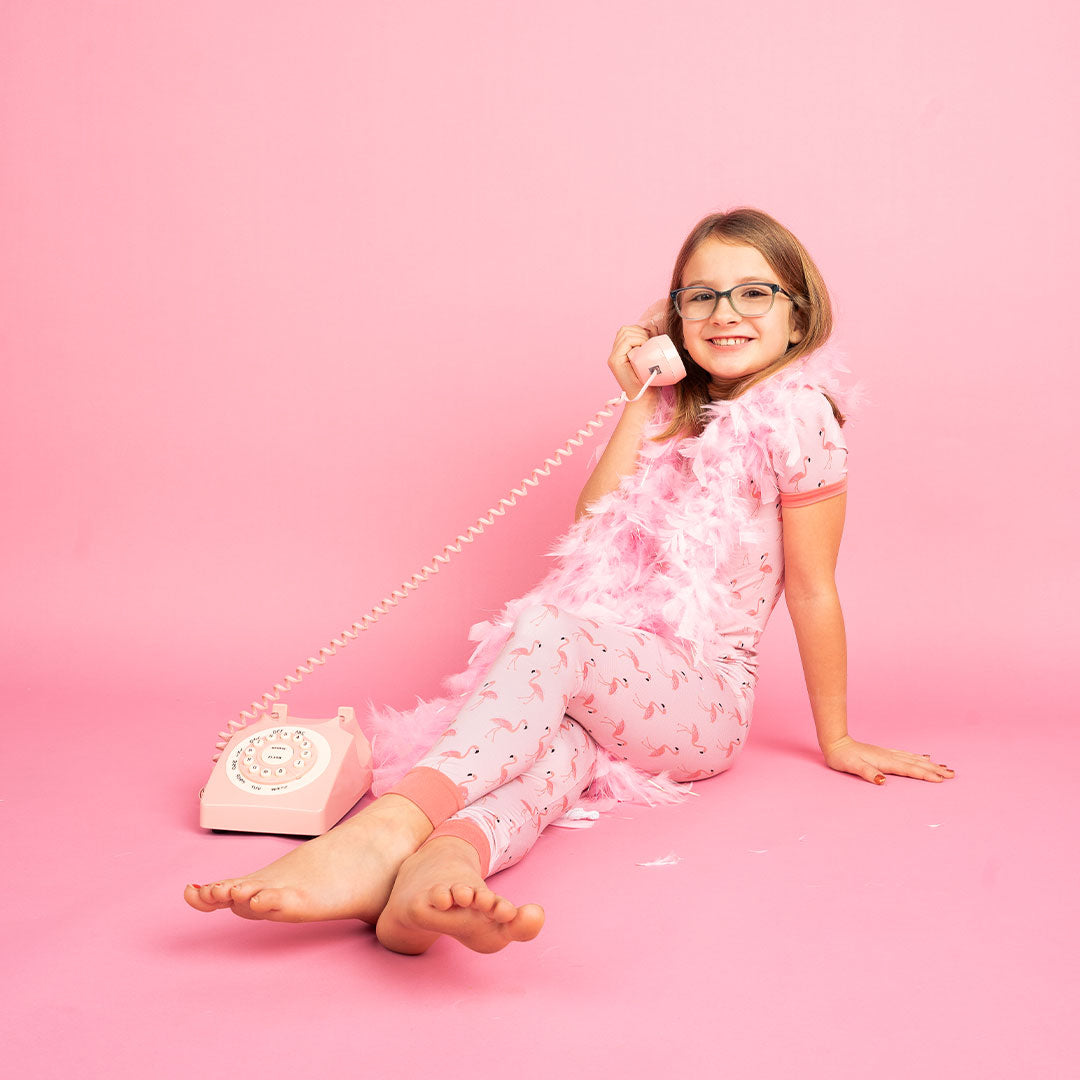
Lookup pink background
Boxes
[3,2,1078,1077]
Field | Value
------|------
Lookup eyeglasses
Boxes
[670,282,795,321]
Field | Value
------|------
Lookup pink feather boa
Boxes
[365,344,862,812]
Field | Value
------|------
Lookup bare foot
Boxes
[183,794,431,924]
[375,836,544,954]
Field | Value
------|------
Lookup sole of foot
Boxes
[375,837,544,954]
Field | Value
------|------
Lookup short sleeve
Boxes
[771,388,848,507]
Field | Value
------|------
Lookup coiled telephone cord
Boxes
[213,376,660,759]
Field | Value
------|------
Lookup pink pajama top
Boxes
[470,347,855,698]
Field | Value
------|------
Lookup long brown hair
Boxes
[654,208,838,443]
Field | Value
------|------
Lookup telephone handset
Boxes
[627,333,684,388]
[199,334,686,835]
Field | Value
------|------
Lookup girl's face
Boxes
[678,238,802,384]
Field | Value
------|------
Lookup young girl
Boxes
[185,208,955,954]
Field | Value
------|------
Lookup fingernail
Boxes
[874,775,885,785]
[189,884,202,889]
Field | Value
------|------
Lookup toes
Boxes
[510,903,545,942]
[490,896,518,923]
[469,888,499,916]
[184,878,303,920]
[428,885,455,912]
[184,884,224,912]
[227,880,263,904]
[449,883,477,909]
[247,887,295,917]
[208,881,239,904]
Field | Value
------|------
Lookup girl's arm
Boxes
[574,395,655,521]
[574,326,660,522]
[782,493,955,785]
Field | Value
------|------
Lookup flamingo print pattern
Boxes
[393,603,748,875]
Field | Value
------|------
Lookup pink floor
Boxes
[6,649,1075,1079]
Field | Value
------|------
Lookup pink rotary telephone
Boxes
[199,335,685,835]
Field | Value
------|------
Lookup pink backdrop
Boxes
[3,2,1077,1077]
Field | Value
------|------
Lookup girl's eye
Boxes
[740,287,768,299]
[691,290,716,302]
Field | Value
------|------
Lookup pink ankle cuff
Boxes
[388,767,464,827]
[428,821,492,877]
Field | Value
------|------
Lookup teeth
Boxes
[709,338,750,347]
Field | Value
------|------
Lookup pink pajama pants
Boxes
[388,604,749,876]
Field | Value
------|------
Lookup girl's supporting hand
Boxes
[822,735,955,785]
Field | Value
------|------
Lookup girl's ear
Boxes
[789,308,805,344]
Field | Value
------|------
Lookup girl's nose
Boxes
[709,296,741,323]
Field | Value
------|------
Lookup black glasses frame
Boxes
[670,282,795,320]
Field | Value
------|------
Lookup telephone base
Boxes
[200,705,373,836]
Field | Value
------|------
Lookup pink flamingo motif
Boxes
[630,630,648,647]
[633,695,668,721]
[696,697,725,722]
[617,647,653,682]
[642,736,679,757]
[578,657,597,681]
[576,692,598,716]
[752,553,774,590]
[728,579,744,602]
[438,744,480,761]
[744,597,765,618]
[789,455,811,492]
[819,429,847,470]
[496,754,518,783]
[676,723,708,754]
[598,715,628,747]
[485,716,528,741]
[529,604,560,626]
[720,737,742,758]
[567,744,584,780]
[524,728,552,760]
[466,681,499,710]
[576,627,609,653]
[549,794,574,819]
[518,669,544,706]
[549,635,571,675]
[508,639,542,669]
[657,658,688,691]
[603,674,630,695]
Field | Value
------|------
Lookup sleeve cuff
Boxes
[779,477,847,508]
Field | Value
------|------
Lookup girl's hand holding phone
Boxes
[608,325,661,407]
[822,735,956,785]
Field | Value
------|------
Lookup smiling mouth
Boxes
[707,337,752,348]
